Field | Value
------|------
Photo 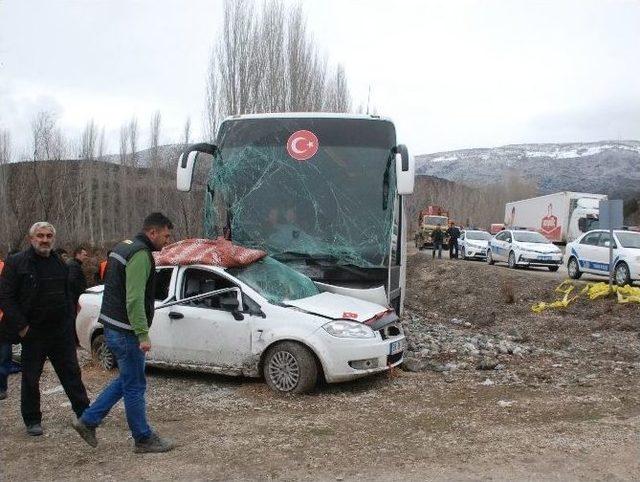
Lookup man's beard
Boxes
[33,244,52,256]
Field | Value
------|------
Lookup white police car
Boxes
[565,229,640,285]
[458,230,492,260]
[487,229,563,271]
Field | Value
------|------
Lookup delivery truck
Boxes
[504,192,607,244]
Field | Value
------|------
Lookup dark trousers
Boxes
[432,241,443,259]
[0,342,11,392]
[449,240,459,258]
[21,325,89,426]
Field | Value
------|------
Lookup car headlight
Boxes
[322,320,376,339]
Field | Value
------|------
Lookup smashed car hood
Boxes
[283,292,387,322]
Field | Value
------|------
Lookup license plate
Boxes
[389,338,406,355]
[539,255,551,260]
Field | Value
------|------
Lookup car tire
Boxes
[614,262,631,286]
[508,251,517,269]
[567,257,582,279]
[263,341,318,394]
[548,266,560,272]
[487,250,495,265]
[91,334,117,371]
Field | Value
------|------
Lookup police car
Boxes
[565,229,640,285]
[458,229,492,260]
[487,229,563,271]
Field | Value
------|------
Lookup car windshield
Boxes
[616,232,640,249]
[513,231,551,243]
[227,256,319,305]
[466,231,492,241]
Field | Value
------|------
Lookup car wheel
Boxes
[508,251,517,269]
[548,266,560,272]
[614,262,631,286]
[91,334,117,370]
[263,341,318,394]
[487,250,495,265]
[567,257,582,279]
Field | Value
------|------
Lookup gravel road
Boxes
[1,251,638,481]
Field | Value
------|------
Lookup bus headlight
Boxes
[322,320,375,339]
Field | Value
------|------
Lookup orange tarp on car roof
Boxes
[154,238,266,268]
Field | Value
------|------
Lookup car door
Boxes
[575,231,602,273]
[150,267,252,370]
[593,232,617,272]
[490,232,505,260]
[458,232,466,251]
[493,231,511,261]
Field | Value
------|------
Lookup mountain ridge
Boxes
[415,140,640,198]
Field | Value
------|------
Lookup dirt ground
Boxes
[1,251,639,481]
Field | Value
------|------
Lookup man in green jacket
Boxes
[72,213,174,453]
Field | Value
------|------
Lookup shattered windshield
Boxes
[204,117,397,268]
[228,256,319,304]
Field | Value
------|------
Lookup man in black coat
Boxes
[0,222,89,436]
[446,222,461,259]
[67,246,89,306]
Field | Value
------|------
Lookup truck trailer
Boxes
[504,192,607,244]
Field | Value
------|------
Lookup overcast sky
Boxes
[1,0,639,158]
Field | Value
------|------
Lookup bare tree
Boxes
[0,129,12,251]
[205,0,353,129]
[149,111,162,206]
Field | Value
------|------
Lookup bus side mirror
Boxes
[395,144,415,195]
[176,143,217,192]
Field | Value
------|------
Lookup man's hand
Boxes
[139,341,151,353]
[19,326,29,338]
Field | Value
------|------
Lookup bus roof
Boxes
[224,112,393,123]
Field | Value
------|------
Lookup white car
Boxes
[458,230,492,260]
[76,256,406,394]
[487,229,563,271]
[565,229,640,285]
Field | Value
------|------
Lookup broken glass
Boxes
[203,117,398,270]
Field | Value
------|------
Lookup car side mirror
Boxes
[603,241,611,248]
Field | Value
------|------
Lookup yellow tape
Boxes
[531,280,640,313]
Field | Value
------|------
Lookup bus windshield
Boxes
[204,117,397,268]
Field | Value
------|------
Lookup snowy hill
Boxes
[416,140,640,198]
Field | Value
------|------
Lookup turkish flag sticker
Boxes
[286,130,319,161]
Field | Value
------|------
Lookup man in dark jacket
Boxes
[67,246,89,306]
[73,212,175,453]
[0,222,90,436]
[431,224,444,259]
[447,222,461,259]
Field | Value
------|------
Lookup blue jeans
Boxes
[80,328,152,442]
[0,342,11,392]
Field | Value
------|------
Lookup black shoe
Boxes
[26,423,43,436]
[134,433,176,453]
[72,418,98,447]
[0,390,6,400]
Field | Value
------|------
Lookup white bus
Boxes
[176,113,415,314]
